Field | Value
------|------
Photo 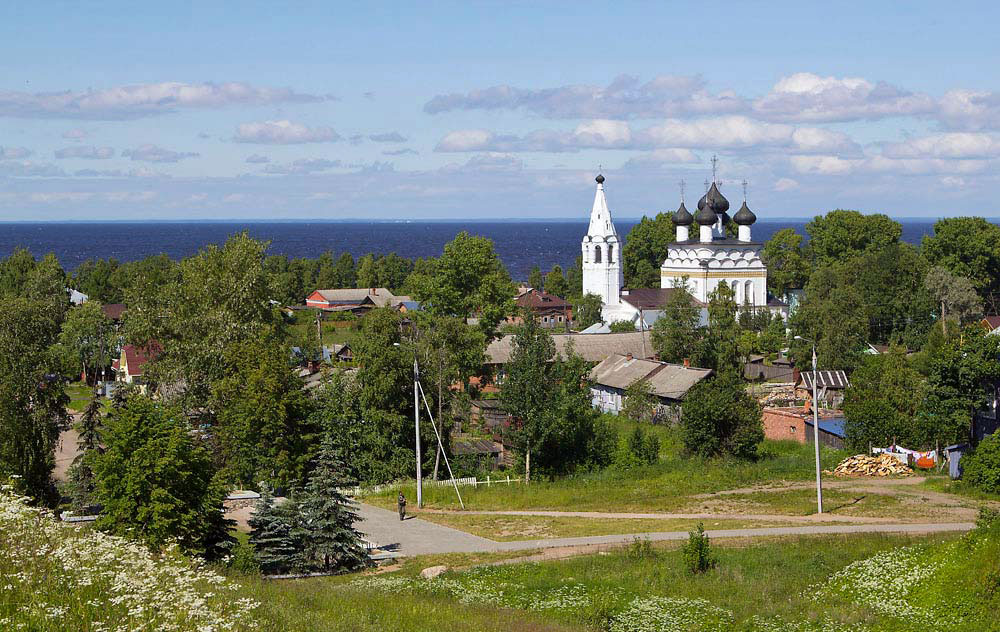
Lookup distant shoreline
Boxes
[0,217,988,225]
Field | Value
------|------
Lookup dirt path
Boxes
[415,508,896,524]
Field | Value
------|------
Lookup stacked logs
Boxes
[829,454,914,477]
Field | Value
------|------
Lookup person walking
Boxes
[397,492,407,521]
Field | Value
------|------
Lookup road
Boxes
[355,503,974,557]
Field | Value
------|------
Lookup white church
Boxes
[581,169,778,330]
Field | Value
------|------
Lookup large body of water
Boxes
[0,220,939,281]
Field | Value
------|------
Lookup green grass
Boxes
[287,317,359,347]
[922,474,1000,503]
[345,531,987,631]
[370,439,851,514]
[65,381,94,412]
[418,513,803,540]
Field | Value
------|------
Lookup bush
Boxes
[964,433,1000,495]
[681,374,763,459]
[228,539,261,575]
[681,522,716,574]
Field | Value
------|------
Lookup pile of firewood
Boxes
[829,454,914,477]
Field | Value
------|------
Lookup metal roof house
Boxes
[796,370,850,408]
[588,353,712,416]
[486,331,655,365]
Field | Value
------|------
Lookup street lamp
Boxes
[794,335,824,514]
[394,342,422,508]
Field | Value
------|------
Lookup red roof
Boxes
[122,342,162,377]
[101,303,127,320]
[515,290,571,310]
[982,316,1000,330]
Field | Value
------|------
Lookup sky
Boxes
[1,1,1000,221]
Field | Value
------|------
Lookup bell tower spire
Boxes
[582,172,622,306]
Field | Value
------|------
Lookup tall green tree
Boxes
[921,217,1000,300]
[54,301,113,380]
[528,265,543,290]
[805,210,902,264]
[249,488,302,574]
[651,282,700,363]
[0,298,68,505]
[704,283,741,376]
[761,228,809,297]
[680,374,763,459]
[572,293,604,330]
[500,317,556,483]
[94,394,232,558]
[544,264,569,298]
[622,213,675,288]
[924,266,983,332]
[332,252,357,288]
[790,266,868,371]
[415,231,515,339]
[843,346,926,450]
[212,339,316,489]
[294,434,370,573]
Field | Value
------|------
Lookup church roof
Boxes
[586,174,619,239]
[672,201,693,226]
[620,287,704,310]
[734,200,757,225]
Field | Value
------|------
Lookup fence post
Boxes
[487,476,491,487]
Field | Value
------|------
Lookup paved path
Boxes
[356,503,973,557]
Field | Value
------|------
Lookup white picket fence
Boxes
[345,475,522,497]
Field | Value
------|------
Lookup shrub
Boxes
[626,537,656,560]
[681,522,716,574]
[681,374,763,459]
[964,433,1000,494]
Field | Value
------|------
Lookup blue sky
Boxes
[1,1,999,220]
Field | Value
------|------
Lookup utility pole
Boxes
[795,335,823,514]
[414,356,423,508]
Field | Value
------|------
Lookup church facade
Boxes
[581,170,770,329]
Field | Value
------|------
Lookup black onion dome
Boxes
[595,173,605,184]
[734,200,757,225]
[706,182,729,214]
[672,202,693,226]
[694,200,718,226]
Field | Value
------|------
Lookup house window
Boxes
[790,426,796,434]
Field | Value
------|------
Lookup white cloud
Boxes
[263,158,341,174]
[234,120,340,144]
[425,74,745,119]
[790,127,860,154]
[639,116,791,148]
[122,144,199,163]
[753,72,935,122]
[937,90,1000,131]
[245,154,270,164]
[881,132,1000,159]
[54,145,115,159]
[62,128,88,139]
[369,131,407,143]
[774,177,799,191]
[622,148,700,169]
[0,146,32,159]
[0,82,327,120]
[789,155,859,176]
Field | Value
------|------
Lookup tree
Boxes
[963,432,1000,494]
[651,282,700,363]
[921,217,1000,301]
[609,320,635,333]
[790,266,868,371]
[0,298,68,505]
[54,301,113,381]
[621,378,656,424]
[93,394,232,558]
[124,233,283,408]
[805,210,902,264]
[573,293,604,330]
[761,228,809,297]
[626,425,660,465]
[415,231,515,339]
[843,347,926,450]
[622,213,675,288]
[212,339,317,490]
[544,265,569,298]
[704,283,741,376]
[925,266,983,332]
[566,256,584,298]
[500,317,556,483]
[355,254,378,289]
[294,434,370,573]
[249,488,302,575]
[528,265,543,290]
[331,252,357,288]
[67,389,105,510]
[680,374,763,459]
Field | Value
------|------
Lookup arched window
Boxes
[594,245,602,263]
[730,279,739,301]
[608,244,614,263]
[745,280,754,305]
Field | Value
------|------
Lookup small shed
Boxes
[796,370,850,408]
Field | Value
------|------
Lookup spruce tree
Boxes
[248,488,302,575]
[68,388,104,511]
[295,435,370,573]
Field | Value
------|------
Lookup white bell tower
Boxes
[581,174,622,306]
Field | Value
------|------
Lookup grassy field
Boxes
[65,381,94,412]
[369,439,853,514]
[417,513,803,540]
[287,315,359,347]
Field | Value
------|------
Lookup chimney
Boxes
[370,287,376,296]
[683,357,690,368]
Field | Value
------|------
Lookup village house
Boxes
[505,289,573,329]
[304,287,413,315]
[795,370,850,408]
[762,407,847,449]
[113,342,162,392]
[588,353,712,419]
[486,331,656,366]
